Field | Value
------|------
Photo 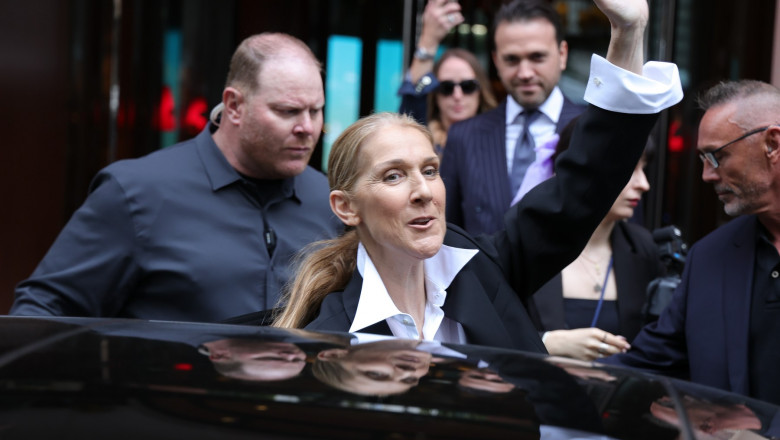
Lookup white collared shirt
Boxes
[349,243,478,343]
[504,86,564,173]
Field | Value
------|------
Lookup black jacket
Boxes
[306,106,659,352]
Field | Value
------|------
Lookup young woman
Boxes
[529,148,662,361]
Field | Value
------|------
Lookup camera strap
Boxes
[590,256,614,328]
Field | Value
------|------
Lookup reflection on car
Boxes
[0,316,778,439]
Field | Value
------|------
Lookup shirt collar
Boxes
[505,86,564,125]
[195,123,243,191]
[349,242,478,333]
[196,123,300,203]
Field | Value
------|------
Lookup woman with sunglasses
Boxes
[398,0,497,156]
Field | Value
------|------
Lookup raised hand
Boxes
[593,0,649,74]
[593,0,648,30]
[419,0,464,50]
[408,0,464,83]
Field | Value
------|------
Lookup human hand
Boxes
[543,328,630,361]
[418,0,464,51]
[592,0,648,74]
[592,0,648,30]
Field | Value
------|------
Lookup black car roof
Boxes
[1,316,777,440]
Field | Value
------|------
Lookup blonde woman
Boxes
[270,0,681,352]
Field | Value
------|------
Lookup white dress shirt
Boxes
[504,86,564,173]
[349,243,477,343]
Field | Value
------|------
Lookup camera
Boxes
[643,225,688,324]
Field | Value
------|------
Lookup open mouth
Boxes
[409,217,434,226]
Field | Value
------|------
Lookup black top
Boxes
[748,224,780,405]
[564,299,621,335]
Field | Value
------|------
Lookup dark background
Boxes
[1,0,775,313]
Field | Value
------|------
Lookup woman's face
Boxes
[435,56,481,129]
[341,124,446,263]
[203,339,306,381]
[319,340,432,395]
[606,158,650,221]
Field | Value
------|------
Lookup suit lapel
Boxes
[477,102,512,207]
[340,272,394,337]
[557,98,584,133]
[341,272,362,324]
[722,216,757,394]
[530,274,567,330]
[611,224,645,338]
[442,270,520,349]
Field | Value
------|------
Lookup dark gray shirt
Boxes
[11,126,342,321]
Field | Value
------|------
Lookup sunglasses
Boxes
[437,79,480,96]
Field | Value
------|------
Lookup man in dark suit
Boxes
[441,0,584,236]
[602,80,780,406]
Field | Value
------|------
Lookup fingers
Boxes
[595,341,618,358]
[592,0,649,29]
[592,329,630,358]
[424,0,463,32]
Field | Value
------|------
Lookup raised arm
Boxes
[407,0,463,83]
[594,0,648,75]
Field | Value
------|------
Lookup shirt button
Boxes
[402,318,412,326]
[772,270,779,279]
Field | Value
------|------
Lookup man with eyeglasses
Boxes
[440,0,584,236]
[602,80,780,407]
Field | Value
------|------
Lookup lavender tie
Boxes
[510,110,541,195]
[511,134,559,206]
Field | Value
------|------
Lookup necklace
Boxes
[577,257,604,293]
[579,249,608,271]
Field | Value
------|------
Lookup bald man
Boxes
[12,33,342,321]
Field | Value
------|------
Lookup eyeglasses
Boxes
[437,79,479,96]
[698,125,773,169]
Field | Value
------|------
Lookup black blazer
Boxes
[306,105,659,352]
[527,221,662,342]
[441,96,584,236]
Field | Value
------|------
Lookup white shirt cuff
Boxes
[584,54,683,114]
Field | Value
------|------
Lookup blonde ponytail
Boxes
[273,230,359,328]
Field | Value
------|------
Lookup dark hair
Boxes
[697,79,780,112]
[492,0,565,45]
[427,48,498,125]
